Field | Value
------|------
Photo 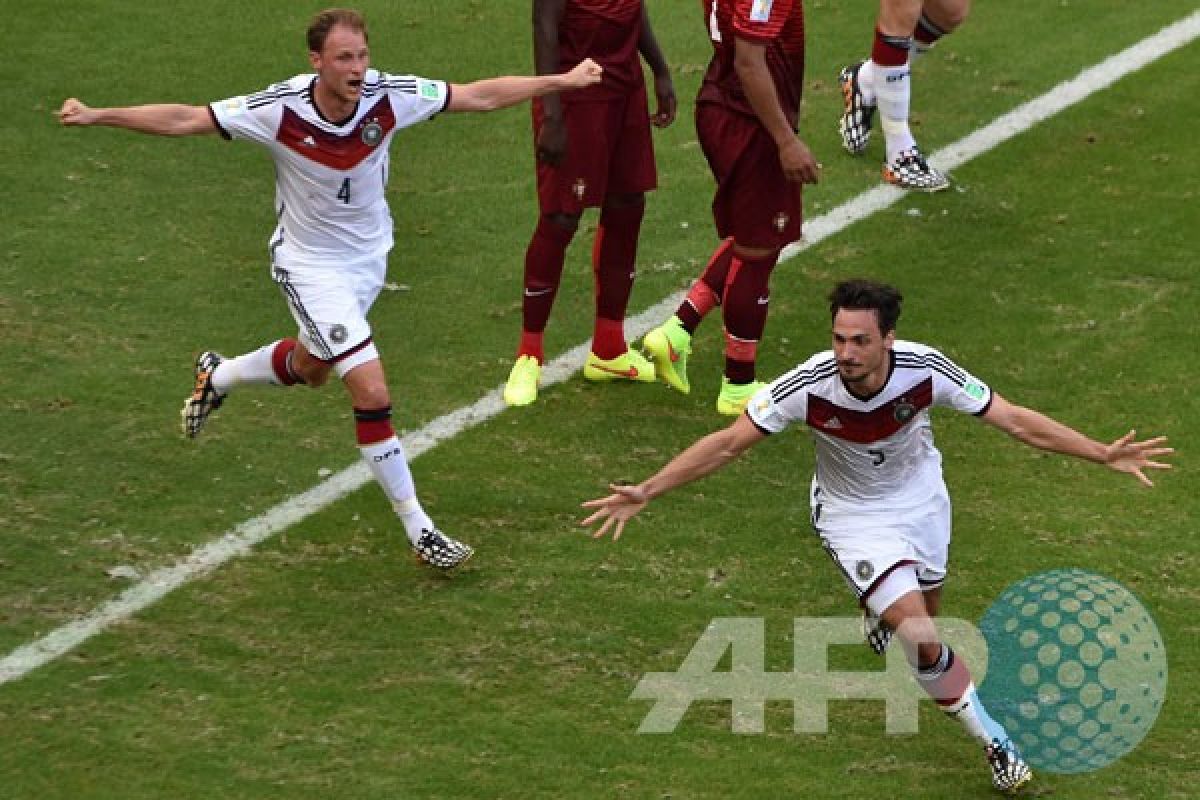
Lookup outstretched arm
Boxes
[580,414,767,540]
[447,58,602,113]
[57,99,216,136]
[981,393,1173,487]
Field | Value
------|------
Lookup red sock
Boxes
[270,338,301,386]
[519,216,575,358]
[677,238,734,333]
[872,26,912,66]
[721,250,778,383]
[593,201,643,324]
[518,331,545,363]
[592,317,626,360]
[354,406,394,445]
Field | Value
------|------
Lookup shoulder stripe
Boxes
[246,83,300,101]
[363,79,419,100]
[771,360,839,403]
[246,87,308,109]
[379,81,420,94]
[927,353,969,385]
[893,351,970,386]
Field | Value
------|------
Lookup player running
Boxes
[837,0,970,191]
[58,7,602,570]
[583,279,1173,793]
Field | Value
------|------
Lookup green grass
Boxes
[1,1,1197,798]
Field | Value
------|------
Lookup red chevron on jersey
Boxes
[806,377,933,444]
[276,97,396,171]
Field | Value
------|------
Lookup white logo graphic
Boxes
[302,135,316,148]
[750,0,775,23]
[632,617,985,734]
[756,295,770,305]
[823,416,843,429]
[523,287,554,298]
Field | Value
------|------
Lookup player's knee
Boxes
[292,353,332,387]
[894,615,941,657]
[545,212,580,235]
[603,192,645,211]
[351,382,391,410]
[923,0,969,32]
[304,370,331,388]
[730,241,777,262]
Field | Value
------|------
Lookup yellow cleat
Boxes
[716,378,766,416]
[642,316,692,395]
[503,355,541,407]
[583,348,656,384]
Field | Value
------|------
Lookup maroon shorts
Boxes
[696,103,804,250]
[533,84,657,214]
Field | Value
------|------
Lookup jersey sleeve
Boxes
[926,347,993,416]
[746,352,827,434]
[208,82,289,145]
[732,0,795,42]
[378,72,450,126]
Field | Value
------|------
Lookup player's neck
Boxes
[845,352,894,400]
[312,81,357,124]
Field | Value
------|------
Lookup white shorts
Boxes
[812,486,950,616]
[272,257,385,377]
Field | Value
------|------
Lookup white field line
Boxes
[3,11,1197,687]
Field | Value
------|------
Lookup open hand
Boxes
[1105,430,1173,487]
[580,483,649,541]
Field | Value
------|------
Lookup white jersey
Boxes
[747,340,992,515]
[209,70,450,269]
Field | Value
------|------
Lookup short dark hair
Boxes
[828,279,903,335]
[307,8,368,53]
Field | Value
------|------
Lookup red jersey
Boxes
[696,0,806,124]
[557,0,645,103]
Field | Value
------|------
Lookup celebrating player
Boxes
[58,7,602,570]
[582,279,1173,793]
[837,0,970,191]
[642,0,819,416]
[503,0,676,407]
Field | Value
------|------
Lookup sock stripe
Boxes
[353,406,393,422]
[354,406,394,445]
[915,12,947,43]
[270,338,300,386]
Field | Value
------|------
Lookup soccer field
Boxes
[1,2,1197,797]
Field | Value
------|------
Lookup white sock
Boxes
[858,60,878,106]
[873,61,916,162]
[942,682,1009,746]
[359,436,433,545]
[211,340,292,394]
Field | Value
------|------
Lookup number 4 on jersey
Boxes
[337,178,351,204]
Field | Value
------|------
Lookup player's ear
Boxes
[308,50,322,71]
